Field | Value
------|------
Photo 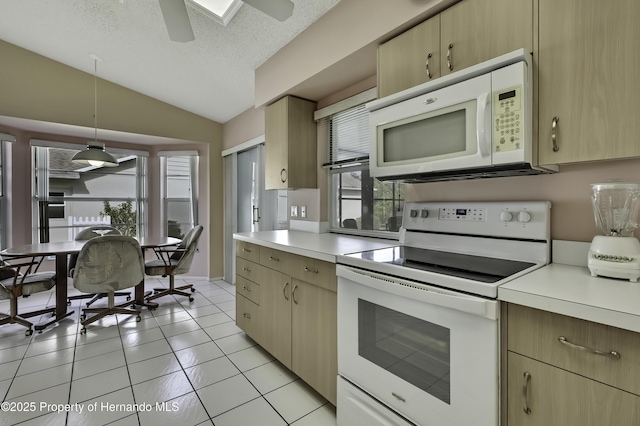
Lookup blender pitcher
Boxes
[588,182,640,281]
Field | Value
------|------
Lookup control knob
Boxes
[500,211,513,222]
[420,209,429,218]
[518,211,532,223]
[410,209,419,218]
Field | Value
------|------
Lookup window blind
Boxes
[326,104,370,168]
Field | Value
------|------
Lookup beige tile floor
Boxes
[0,277,336,426]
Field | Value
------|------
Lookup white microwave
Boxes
[368,49,557,182]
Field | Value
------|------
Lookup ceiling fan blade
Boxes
[158,0,195,42]
[243,0,294,22]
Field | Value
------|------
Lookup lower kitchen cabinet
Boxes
[505,303,640,425]
[259,267,293,367]
[291,278,337,404]
[508,352,640,425]
[235,246,338,405]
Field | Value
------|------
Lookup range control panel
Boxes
[403,201,550,241]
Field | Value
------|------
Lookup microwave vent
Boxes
[377,163,555,183]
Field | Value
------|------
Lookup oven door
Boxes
[337,265,499,426]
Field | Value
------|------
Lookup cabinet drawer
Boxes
[289,255,336,292]
[508,352,640,426]
[236,258,262,283]
[236,294,260,341]
[507,303,640,396]
[236,275,260,305]
[236,241,260,263]
[260,246,292,274]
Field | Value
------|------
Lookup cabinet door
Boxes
[508,352,640,426]
[440,0,532,75]
[538,0,640,164]
[259,268,292,367]
[265,97,289,190]
[291,279,337,405]
[378,15,441,98]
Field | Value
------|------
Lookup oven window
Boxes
[358,299,451,404]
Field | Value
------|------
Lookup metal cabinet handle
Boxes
[269,256,279,262]
[304,267,318,274]
[551,117,560,152]
[292,284,299,304]
[243,313,251,319]
[242,285,250,292]
[522,372,532,415]
[280,168,287,183]
[283,282,289,300]
[242,248,251,253]
[447,43,453,71]
[425,52,433,79]
[558,336,621,360]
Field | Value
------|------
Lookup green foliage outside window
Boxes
[100,201,137,236]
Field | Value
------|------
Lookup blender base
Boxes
[588,236,640,282]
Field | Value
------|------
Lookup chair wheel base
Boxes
[25,328,33,336]
[80,328,87,335]
[136,315,142,322]
[189,297,194,302]
[191,288,196,293]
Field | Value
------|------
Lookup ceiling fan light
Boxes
[72,144,119,167]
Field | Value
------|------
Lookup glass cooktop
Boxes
[345,246,536,283]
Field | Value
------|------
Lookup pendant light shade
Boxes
[72,143,118,167]
[72,54,119,168]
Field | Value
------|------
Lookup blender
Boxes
[588,182,640,282]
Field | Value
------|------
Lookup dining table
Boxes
[0,236,181,332]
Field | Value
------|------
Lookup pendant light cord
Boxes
[94,58,98,144]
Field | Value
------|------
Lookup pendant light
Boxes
[72,54,119,168]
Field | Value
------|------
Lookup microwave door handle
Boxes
[476,92,491,157]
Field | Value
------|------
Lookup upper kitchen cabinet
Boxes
[265,95,317,190]
[377,14,441,98]
[440,0,532,75]
[538,0,640,164]
[377,0,532,98]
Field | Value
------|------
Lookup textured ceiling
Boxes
[0,0,341,124]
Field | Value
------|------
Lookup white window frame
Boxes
[318,89,404,239]
[0,134,15,249]
[159,150,199,238]
[31,140,148,242]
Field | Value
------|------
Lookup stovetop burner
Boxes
[347,246,536,283]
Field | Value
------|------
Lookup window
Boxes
[160,151,199,239]
[326,103,404,235]
[32,141,148,242]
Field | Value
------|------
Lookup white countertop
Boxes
[233,230,399,263]
[499,262,640,333]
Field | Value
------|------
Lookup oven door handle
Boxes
[337,265,498,320]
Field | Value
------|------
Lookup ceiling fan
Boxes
[158,0,295,42]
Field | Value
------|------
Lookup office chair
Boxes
[145,225,203,303]
[0,256,57,336]
[67,226,132,307]
[72,235,144,334]
[343,218,358,229]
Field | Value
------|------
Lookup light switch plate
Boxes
[300,206,306,218]
[291,205,298,217]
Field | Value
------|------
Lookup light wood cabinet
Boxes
[235,243,261,341]
[439,0,532,76]
[291,278,337,404]
[537,0,640,164]
[505,303,640,425]
[259,267,292,367]
[377,0,532,97]
[377,14,440,98]
[235,242,338,405]
[264,96,317,190]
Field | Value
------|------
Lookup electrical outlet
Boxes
[291,205,298,217]
[300,206,307,218]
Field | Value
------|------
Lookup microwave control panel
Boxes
[493,86,522,153]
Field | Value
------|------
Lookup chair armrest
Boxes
[152,247,187,267]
